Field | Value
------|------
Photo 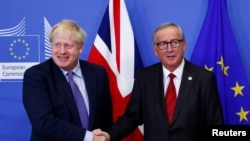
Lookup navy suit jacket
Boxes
[107,60,224,141]
[23,58,113,141]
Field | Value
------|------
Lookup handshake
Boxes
[92,129,110,141]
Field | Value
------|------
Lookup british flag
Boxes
[88,0,144,140]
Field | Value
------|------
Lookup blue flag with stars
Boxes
[190,0,250,124]
[0,36,39,62]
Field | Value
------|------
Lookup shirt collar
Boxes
[61,60,82,78]
[163,58,185,80]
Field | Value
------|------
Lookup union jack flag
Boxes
[88,0,144,140]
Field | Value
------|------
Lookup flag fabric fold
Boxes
[88,0,144,140]
[190,0,250,124]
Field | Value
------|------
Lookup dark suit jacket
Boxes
[107,60,224,141]
[23,58,113,141]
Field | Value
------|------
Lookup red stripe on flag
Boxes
[88,0,144,140]
[113,0,120,71]
[88,45,144,141]
[88,46,130,119]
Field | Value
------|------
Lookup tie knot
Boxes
[169,73,175,79]
[67,71,74,79]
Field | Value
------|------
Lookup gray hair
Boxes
[152,22,185,44]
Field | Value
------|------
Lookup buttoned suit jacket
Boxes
[108,59,224,141]
[23,58,113,141]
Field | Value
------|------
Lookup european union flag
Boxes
[0,36,39,62]
[190,0,250,124]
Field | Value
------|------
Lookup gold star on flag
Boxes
[231,81,245,97]
[217,56,225,70]
[204,64,213,72]
[217,55,229,76]
[236,107,249,122]
[223,66,229,76]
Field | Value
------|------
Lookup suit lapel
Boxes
[172,60,195,124]
[79,61,96,128]
[149,63,167,118]
[50,59,82,126]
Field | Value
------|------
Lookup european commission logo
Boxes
[0,18,40,81]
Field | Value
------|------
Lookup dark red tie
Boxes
[165,73,176,124]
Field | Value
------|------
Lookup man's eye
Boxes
[172,40,178,44]
[65,45,73,49]
[54,43,60,47]
[163,41,168,45]
[159,41,167,46]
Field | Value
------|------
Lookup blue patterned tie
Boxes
[67,71,89,129]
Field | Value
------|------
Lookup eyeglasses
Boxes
[155,39,183,50]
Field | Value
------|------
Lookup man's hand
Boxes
[92,129,110,141]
